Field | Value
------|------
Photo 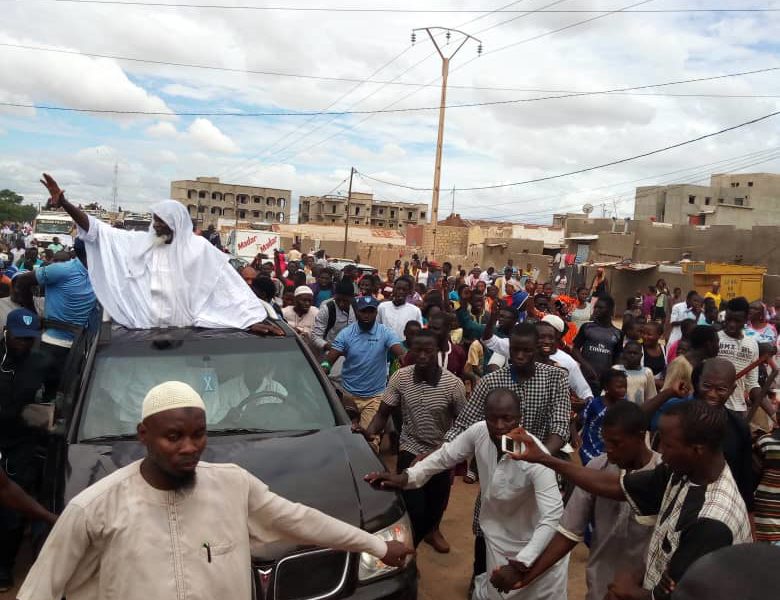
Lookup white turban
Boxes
[142,381,206,421]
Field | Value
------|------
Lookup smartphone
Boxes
[501,435,525,455]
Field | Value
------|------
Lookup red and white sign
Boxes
[232,230,280,258]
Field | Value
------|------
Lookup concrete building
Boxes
[171,177,292,228]
[298,192,427,231]
[634,172,780,229]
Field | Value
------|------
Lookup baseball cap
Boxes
[6,308,41,338]
[541,314,565,334]
[355,296,380,311]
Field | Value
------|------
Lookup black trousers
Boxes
[0,439,41,571]
[397,451,452,547]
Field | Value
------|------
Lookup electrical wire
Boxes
[464,146,780,215]
[34,1,780,13]
[471,148,780,222]
[357,109,780,192]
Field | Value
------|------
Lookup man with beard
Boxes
[282,286,318,339]
[17,381,412,600]
[323,296,405,450]
[39,174,280,335]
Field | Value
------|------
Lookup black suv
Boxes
[41,321,417,600]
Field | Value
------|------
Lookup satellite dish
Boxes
[582,203,594,215]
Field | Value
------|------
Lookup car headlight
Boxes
[358,513,413,582]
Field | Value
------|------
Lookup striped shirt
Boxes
[755,430,780,542]
[382,366,467,455]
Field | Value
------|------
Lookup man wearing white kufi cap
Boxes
[18,382,413,600]
[282,285,319,339]
[39,173,283,335]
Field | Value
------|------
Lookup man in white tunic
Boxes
[365,388,568,600]
[17,381,413,600]
[39,174,281,334]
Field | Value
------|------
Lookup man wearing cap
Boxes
[17,381,413,600]
[0,308,57,590]
[310,278,357,383]
[281,286,319,339]
[39,174,281,335]
[323,296,405,451]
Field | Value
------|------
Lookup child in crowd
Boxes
[666,318,696,362]
[622,316,644,345]
[578,369,628,464]
[616,341,657,406]
[641,320,666,382]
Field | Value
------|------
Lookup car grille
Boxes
[254,549,350,600]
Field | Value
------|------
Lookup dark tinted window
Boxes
[79,337,335,439]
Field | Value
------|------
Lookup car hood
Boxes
[65,426,404,536]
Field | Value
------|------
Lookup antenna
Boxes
[450,186,455,216]
[111,162,119,213]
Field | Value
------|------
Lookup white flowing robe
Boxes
[78,201,267,329]
[405,423,568,600]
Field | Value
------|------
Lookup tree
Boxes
[0,189,37,222]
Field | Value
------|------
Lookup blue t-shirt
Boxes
[332,321,401,397]
[580,396,608,465]
[35,259,97,343]
[315,288,333,307]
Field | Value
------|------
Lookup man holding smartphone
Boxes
[366,388,567,600]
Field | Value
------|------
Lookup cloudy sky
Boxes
[1,0,779,223]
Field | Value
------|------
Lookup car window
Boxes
[79,341,336,440]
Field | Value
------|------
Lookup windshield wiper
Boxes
[207,427,274,435]
[79,434,138,443]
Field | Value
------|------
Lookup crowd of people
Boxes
[0,173,779,598]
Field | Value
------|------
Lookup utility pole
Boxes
[412,27,481,257]
[111,162,119,213]
[343,167,355,258]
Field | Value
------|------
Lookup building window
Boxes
[211,192,221,200]
[408,211,413,220]
[187,190,196,199]
[198,191,206,199]
[277,212,284,222]
[197,205,205,213]
[265,211,274,220]
[266,197,275,206]
[331,219,336,223]
[390,210,395,218]
[332,205,337,214]
[734,198,744,206]
[379,208,384,215]
[748,181,754,187]
[277,198,286,208]
[252,211,260,218]
[688,195,695,204]
[252,196,262,204]
[704,197,711,205]
[355,206,360,215]
[238,210,246,218]
[420,212,426,219]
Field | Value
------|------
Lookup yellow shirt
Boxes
[704,291,722,308]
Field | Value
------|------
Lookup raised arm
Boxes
[507,428,625,501]
[40,173,89,232]
[0,467,56,525]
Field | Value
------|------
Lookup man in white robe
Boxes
[39,174,281,334]
[365,388,568,600]
[17,381,413,600]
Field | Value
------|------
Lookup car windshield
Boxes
[79,337,336,440]
[35,221,72,234]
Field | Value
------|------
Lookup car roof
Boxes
[101,321,296,346]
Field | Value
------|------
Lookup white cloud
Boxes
[0,2,779,220]
[145,121,178,138]
[185,118,240,154]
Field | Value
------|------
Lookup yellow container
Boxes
[682,262,766,302]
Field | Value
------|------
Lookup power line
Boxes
[222,0,539,180]
[471,149,780,222]
[357,109,780,192]
[4,42,779,98]
[267,0,661,172]
[36,1,780,13]
[468,147,780,219]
